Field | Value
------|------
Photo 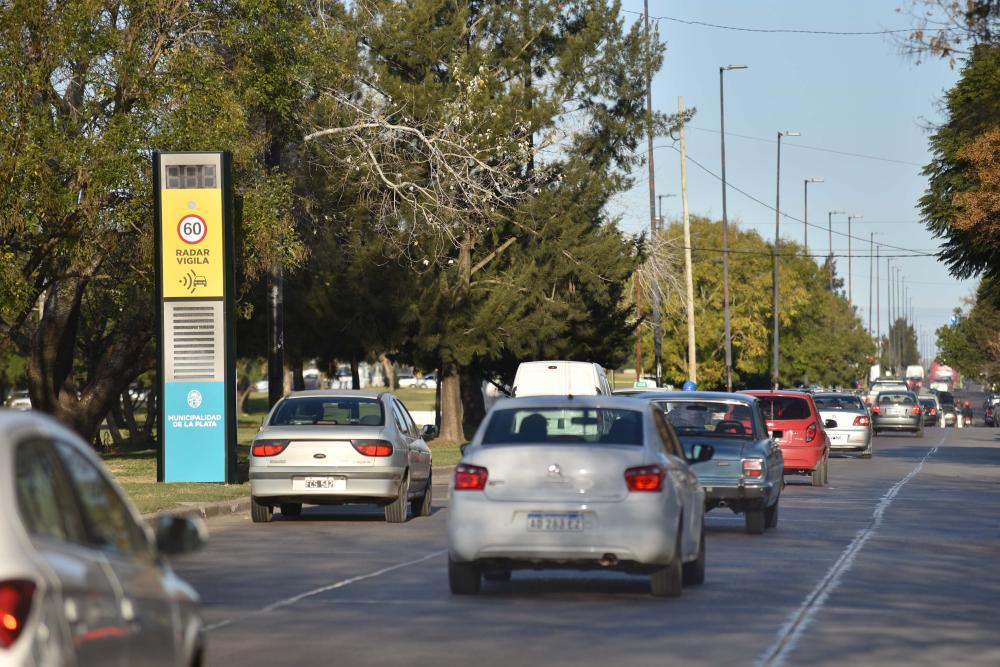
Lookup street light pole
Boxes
[643,0,662,387]
[678,96,696,384]
[719,64,747,392]
[773,130,800,389]
[827,210,844,291]
[847,214,862,307]
[803,178,823,256]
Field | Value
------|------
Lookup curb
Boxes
[144,464,457,521]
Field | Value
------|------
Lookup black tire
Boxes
[811,458,826,487]
[914,428,924,438]
[682,520,706,586]
[483,570,512,583]
[384,474,410,523]
[411,472,433,518]
[745,508,766,534]
[861,440,873,459]
[448,557,481,595]
[250,496,272,523]
[765,497,780,529]
[280,503,302,517]
[822,457,830,485]
[651,532,684,597]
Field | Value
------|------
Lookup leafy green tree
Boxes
[936,278,1000,382]
[880,318,921,373]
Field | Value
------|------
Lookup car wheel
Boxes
[448,557,481,595]
[745,508,766,534]
[915,428,924,438]
[250,496,273,523]
[682,519,706,586]
[811,459,825,487]
[384,474,410,523]
[822,457,830,485]
[280,503,302,517]
[483,570,512,583]
[765,498,780,529]
[861,442,873,459]
[410,472,433,518]
[650,535,684,598]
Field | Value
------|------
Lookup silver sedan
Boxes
[813,392,873,458]
[0,409,206,667]
[447,395,712,597]
[249,390,433,523]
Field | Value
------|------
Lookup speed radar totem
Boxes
[154,152,237,483]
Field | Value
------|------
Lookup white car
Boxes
[396,373,418,388]
[447,395,711,597]
[813,392,873,458]
[0,409,207,666]
[5,390,31,410]
[417,373,438,389]
[512,360,613,397]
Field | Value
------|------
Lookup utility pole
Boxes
[876,244,881,355]
[678,96,696,384]
[827,210,844,291]
[643,0,662,387]
[847,214,862,307]
[266,267,284,408]
[719,64,747,392]
[887,259,893,374]
[773,130,800,389]
[868,233,874,334]
[804,178,823,256]
[634,271,642,379]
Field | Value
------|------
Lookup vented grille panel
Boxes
[164,301,224,382]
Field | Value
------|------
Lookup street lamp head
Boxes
[849,213,863,220]
[722,64,748,71]
[829,209,845,215]
[781,131,801,137]
[806,177,824,184]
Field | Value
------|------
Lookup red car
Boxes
[743,391,830,486]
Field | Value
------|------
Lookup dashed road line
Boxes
[204,549,447,631]
[755,434,945,667]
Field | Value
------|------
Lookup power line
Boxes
[621,10,932,36]
[685,126,925,168]
[687,246,934,259]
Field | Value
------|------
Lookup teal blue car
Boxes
[631,391,784,534]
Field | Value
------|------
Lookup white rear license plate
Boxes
[527,512,584,532]
[293,477,346,491]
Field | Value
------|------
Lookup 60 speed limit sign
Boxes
[177,214,207,244]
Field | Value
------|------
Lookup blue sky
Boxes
[615,0,968,360]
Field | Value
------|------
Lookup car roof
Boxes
[489,395,649,411]
[282,389,385,399]
[742,390,812,398]
[628,390,758,404]
[813,392,862,398]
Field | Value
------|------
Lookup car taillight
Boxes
[624,465,665,492]
[930,408,937,415]
[853,415,870,426]
[454,464,488,491]
[871,404,880,414]
[742,458,764,479]
[805,422,818,443]
[911,405,922,415]
[0,580,34,649]
[251,440,288,457]
[352,440,394,457]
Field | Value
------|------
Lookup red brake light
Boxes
[0,580,35,649]
[930,408,937,415]
[742,458,764,479]
[251,440,288,457]
[454,464,488,491]
[352,440,394,457]
[853,415,870,426]
[911,405,922,415]
[805,422,818,443]
[624,465,665,492]
[872,404,880,414]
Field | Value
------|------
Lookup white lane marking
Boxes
[204,549,447,631]
[755,434,945,667]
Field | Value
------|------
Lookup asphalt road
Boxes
[174,417,1000,666]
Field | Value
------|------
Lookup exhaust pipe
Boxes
[598,553,618,567]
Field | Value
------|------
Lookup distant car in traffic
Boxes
[635,391,783,534]
[448,395,712,597]
[813,392,873,459]
[5,390,31,410]
[871,391,924,437]
[396,373,418,388]
[417,373,438,389]
[743,391,831,486]
[0,409,207,666]
[918,395,942,427]
[511,360,613,397]
[865,378,908,406]
[936,390,957,426]
[249,390,434,523]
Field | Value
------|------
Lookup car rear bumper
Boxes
[873,417,922,431]
[447,494,679,566]
[702,482,775,511]
[828,428,871,450]
[779,445,825,471]
[249,466,404,501]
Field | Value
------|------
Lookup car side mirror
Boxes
[824,419,838,429]
[421,424,438,439]
[687,444,714,464]
[459,443,469,456]
[154,515,208,556]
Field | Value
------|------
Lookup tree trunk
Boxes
[379,354,396,389]
[439,362,464,442]
[292,357,305,391]
[236,359,254,415]
[461,368,485,436]
[350,356,360,390]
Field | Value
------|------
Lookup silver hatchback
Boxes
[872,391,924,436]
[0,410,207,667]
[249,390,433,523]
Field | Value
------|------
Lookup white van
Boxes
[512,361,612,397]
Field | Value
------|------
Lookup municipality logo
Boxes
[186,390,203,409]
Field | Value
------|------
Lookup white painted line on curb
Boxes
[755,434,945,667]
[205,549,447,632]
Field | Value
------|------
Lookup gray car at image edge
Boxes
[249,390,434,523]
[0,409,207,667]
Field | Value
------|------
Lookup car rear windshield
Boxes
[657,400,756,439]
[919,398,936,407]
[482,408,643,446]
[269,397,384,426]
[938,392,955,406]
[757,396,811,421]
[814,395,865,411]
[878,393,915,406]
